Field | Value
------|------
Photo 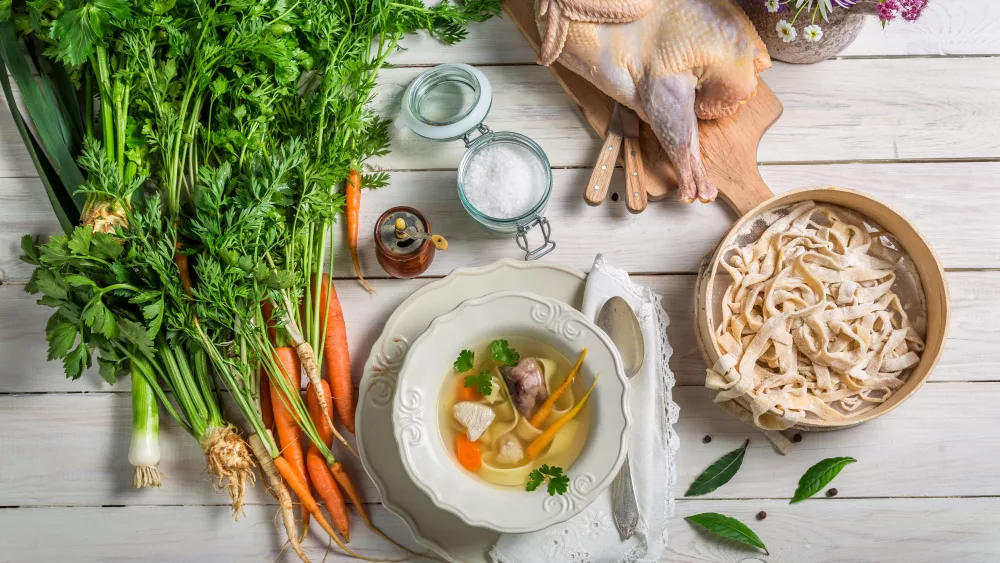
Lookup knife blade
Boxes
[584,102,624,207]
[618,106,647,214]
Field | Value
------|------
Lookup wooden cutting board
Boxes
[503,0,784,215]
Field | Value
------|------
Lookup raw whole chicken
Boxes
[536,0,771,203]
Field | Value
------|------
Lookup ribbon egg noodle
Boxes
[706,201,928,430]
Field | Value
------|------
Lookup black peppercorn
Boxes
[702,435,712,444]
[792,433,803,443]
[827,488,838,497]
[756,511,767,520]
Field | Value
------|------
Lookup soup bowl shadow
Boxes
[391,290,632,534]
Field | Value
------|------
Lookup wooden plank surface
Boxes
[3,270,999,393]
[4,58,1000,179]
[3,383,999,508]
[3,3,1000,561]
[3,498,999,562]
[5,161,1000,284]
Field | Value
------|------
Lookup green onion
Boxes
[128,365,161,488]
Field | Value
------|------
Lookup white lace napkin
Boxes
[490,255,680,563]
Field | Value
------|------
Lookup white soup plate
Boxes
[392,290,631,534]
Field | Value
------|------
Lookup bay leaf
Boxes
[685,512,768,555]
[790,456,857,504]
[685,439,749,497]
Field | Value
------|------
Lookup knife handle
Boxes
[584,132,622,206]
[623,137,647,214]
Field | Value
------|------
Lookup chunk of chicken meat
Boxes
[495,434,526,465]
[453,401,496,442]
[536,0,771,203]
[501,358,549,420]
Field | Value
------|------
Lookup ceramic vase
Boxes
[737,0,880,64]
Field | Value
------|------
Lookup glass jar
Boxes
[396,64,555,260]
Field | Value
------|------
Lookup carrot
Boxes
[526,375,599,460]
[317,274,356,434]
[260,302,278,434]
[278,455,405,562]
[346,169,375,294]
[307,447,350,541]
[456,379,481,403]
[271,346,310,536]
[455,435,482,471]
[307,380,336,446]
[173,242,193,296]
[260,370,275,439]
[529,348,587,427]
[328,461,425,558]
[262,299,277,345]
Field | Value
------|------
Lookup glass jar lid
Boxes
[396,64,493,142]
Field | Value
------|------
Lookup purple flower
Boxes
[877,0,900,22]
[900,0,928,21]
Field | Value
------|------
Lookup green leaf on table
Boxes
[34,269,68,300]
[454,349,475,373]
[140,297,165,336]
[64,274,97,288]
[82,299,117,339]
[490,339,520,366]
[68,225,93,255]
[46,320,78,360]
[90,232,124,260]
[21,235,40,265]
[118,318,155,357]
[685,512,768,555]
[62,342,89,379]
[685,439,749,497]
[464,370,493,396]
[49,0,131,66]
[791,457,857,503]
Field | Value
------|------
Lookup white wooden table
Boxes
[2,2,1000,561]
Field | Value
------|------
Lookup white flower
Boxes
[764,0,780,13]
[803,24,823,42]
[776,19,798,42]
[795,0,833,21]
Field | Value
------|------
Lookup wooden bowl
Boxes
[694,187,950,430]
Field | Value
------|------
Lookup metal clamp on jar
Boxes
[396,64,556,261]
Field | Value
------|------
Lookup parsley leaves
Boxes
[490,339,520,366]
[454,349,475,373]
[463,371,493,396]
[526,464,569,496]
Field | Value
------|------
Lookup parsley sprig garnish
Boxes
[526,464,569,496]
[463,370,493,396]
[490,339,520,366]
[454,349,475,372]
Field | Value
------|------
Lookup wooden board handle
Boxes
[700,83,784,216]
[623,137,647,214]
[584,132,622,206]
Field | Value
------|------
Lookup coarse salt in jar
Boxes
[396,64,555,260]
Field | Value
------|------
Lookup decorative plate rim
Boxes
[390,289,632,534]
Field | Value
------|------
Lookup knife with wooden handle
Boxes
[619,105,647,214]
[584,103,624,206]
